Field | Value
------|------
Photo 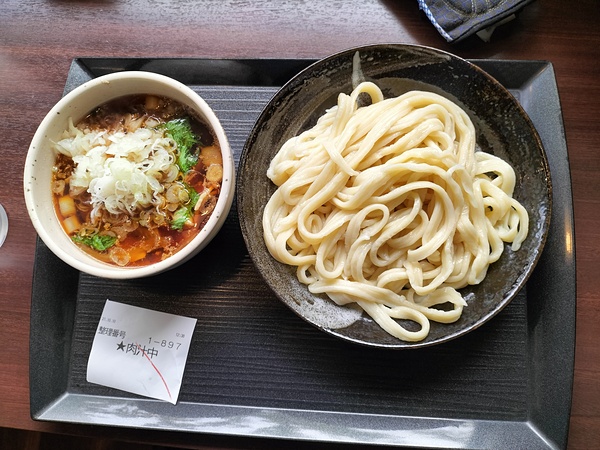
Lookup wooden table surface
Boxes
[1,0,598,448]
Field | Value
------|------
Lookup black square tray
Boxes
[30,57,575,449]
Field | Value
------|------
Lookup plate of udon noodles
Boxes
[238,44,551,349]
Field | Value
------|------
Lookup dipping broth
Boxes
[51,94,223,267]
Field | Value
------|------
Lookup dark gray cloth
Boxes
[418,0,535,42]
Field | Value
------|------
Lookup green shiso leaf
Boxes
[72,233,117,251]
[162,118,198,173]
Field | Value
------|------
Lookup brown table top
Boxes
[1,0,598,448]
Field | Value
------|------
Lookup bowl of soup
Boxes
[24,71,235,279]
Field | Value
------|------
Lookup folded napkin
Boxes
[418,0,535,43]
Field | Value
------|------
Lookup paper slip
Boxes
[87,299,197,405]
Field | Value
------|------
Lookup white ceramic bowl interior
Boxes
[24,71,235,279]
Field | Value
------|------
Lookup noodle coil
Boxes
[262,82,528,342]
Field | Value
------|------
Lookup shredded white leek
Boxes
[53,119,178,223]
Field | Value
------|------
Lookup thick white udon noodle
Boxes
[263,82,529,342]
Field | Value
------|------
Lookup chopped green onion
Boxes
[170,184,200,230]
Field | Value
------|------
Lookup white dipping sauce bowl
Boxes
[24,71,235,279]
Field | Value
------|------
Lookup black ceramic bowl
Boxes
[237,44,552,349]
